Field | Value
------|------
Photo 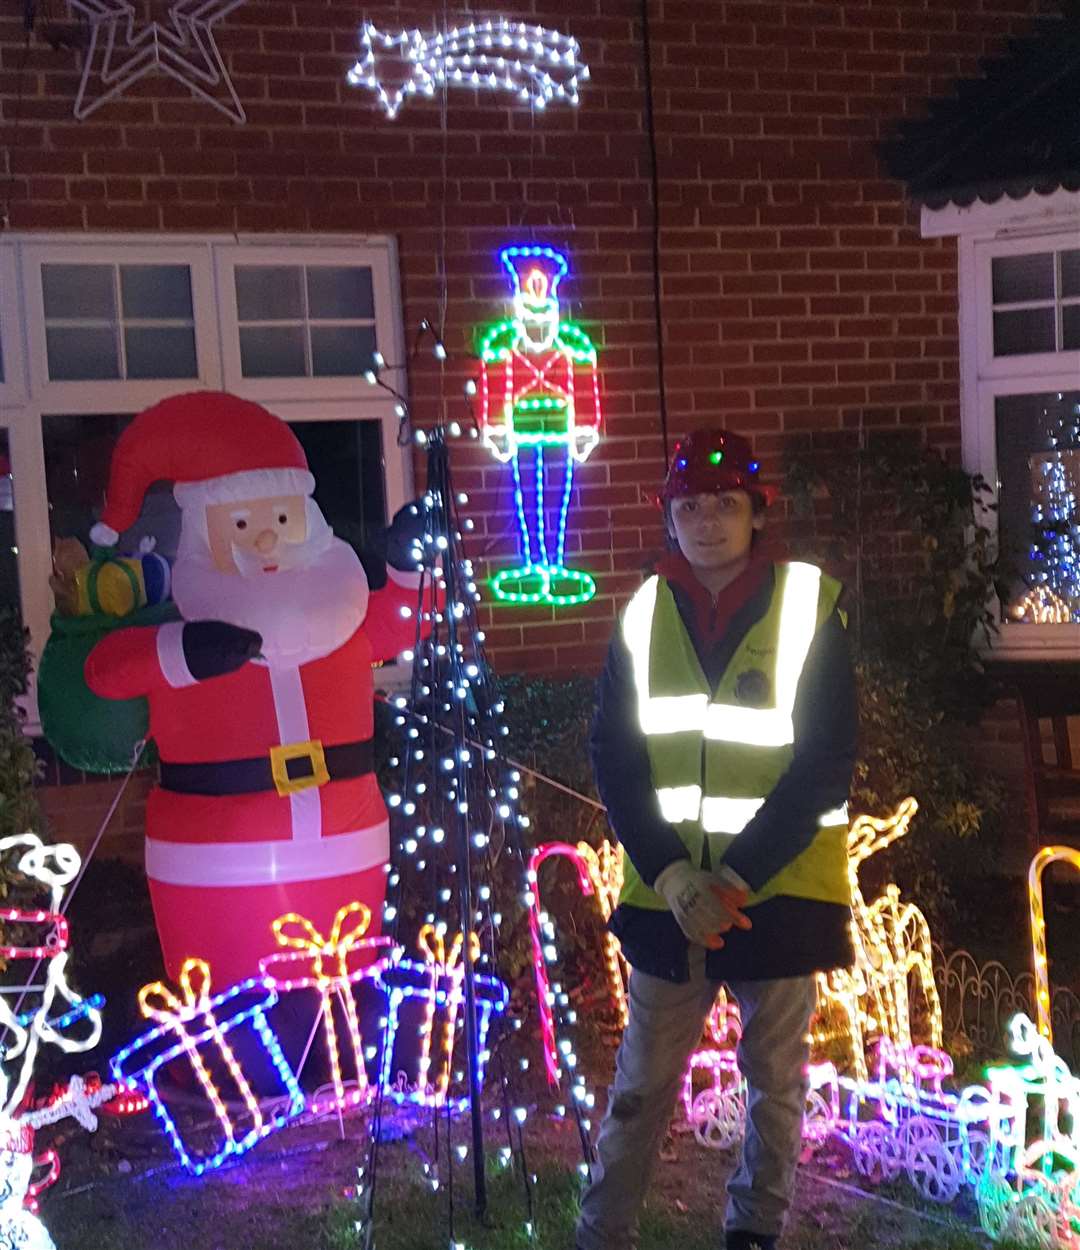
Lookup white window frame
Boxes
[925,192,1080,660]
[215,241,399,403]
[0,232,412,729]
[19,240,223,408]
[0,246,27,406]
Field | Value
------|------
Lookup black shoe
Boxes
[726,1234,777,1250]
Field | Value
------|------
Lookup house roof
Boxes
[878,5,1080,209]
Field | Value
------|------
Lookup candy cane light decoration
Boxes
[527,840,629,1084]
[1028,845,1080,1047]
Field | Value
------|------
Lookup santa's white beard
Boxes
[172,536,369,668]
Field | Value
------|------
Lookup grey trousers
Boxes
[575,951,817,1248]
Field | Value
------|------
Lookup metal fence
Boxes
[933,942,1080,1067]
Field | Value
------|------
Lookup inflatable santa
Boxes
[85,392,428,987]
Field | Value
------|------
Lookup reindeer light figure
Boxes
[0,834,114,1250]
[815,797,943,1081]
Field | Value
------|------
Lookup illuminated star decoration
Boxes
[66,0,246,123]
[347,18,589,120]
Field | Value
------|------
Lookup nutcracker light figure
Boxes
[477,245,601,606]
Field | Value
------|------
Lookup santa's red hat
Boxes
[90,392,314,547]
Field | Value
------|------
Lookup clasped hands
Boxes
[654,859,752,950]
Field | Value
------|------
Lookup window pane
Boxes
[995,390,1080,623]
[42,264,116,320]
[1061,251,1080,299]
[0,431,19,616]
[124,326,198,379]
[235,266,303,321]
[45,327,120,380]
[239,325,306,377]
[991,253,1054,304]
[306,266,374,319]
[992,307,1055,356]
[120,265,194,320]
[1064,304,1080,352]
[288,419,385,553]
[311,325,377,377]
[43,413,181,558]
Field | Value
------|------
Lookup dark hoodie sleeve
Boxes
[590,628,690,887]
[720,609,857,891]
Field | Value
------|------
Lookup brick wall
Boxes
[3,0,1063,674]
[36,766,153,863]
[3,0,1064,842]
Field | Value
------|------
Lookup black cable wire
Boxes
[639,0,670,469]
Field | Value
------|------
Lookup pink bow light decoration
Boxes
[261,901,395,1116]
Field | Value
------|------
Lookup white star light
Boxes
[347,18,589,120]
[67,0,247,123]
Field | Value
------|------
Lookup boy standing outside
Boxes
[575,429,857,1250]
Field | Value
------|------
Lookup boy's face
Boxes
[667,490,764,573]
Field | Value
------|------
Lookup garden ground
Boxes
[41,1094,1022,1250]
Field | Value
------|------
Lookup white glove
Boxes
[654,859,751,949]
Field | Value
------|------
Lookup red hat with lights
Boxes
[660,428,777,506]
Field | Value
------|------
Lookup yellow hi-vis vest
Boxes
[618,562,851,912]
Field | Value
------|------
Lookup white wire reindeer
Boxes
[0,834,114,1250]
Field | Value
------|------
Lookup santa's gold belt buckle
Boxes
[270,740,329,797]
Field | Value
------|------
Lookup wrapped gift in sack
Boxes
[39,535,175,774]
[376,926,509,1110]
[259,901,396,1115]
[110,959,303,1175]
[50,538,170,619]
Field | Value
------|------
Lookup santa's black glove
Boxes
[181,621,262,680]
[383,501,427,572]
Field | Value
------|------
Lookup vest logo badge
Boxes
[734,668,771,707]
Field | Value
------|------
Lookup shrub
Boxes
[785,431,1010,938]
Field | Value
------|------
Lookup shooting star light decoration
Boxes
[347,19,589,120]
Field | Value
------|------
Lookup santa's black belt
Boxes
[159,738,373,798]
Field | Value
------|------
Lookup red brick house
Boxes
[1,0,1076,854]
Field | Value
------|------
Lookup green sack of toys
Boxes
[38,600,178,774]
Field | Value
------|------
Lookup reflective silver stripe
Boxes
[702,704,792,748]
[623,577,708,735]
[701,796,764,833]
[145,822,390,888]
[656,785,703,824]
[773,562,822,722]
[701,798,850,836]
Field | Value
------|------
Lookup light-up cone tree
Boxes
[355,425,593,1247]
